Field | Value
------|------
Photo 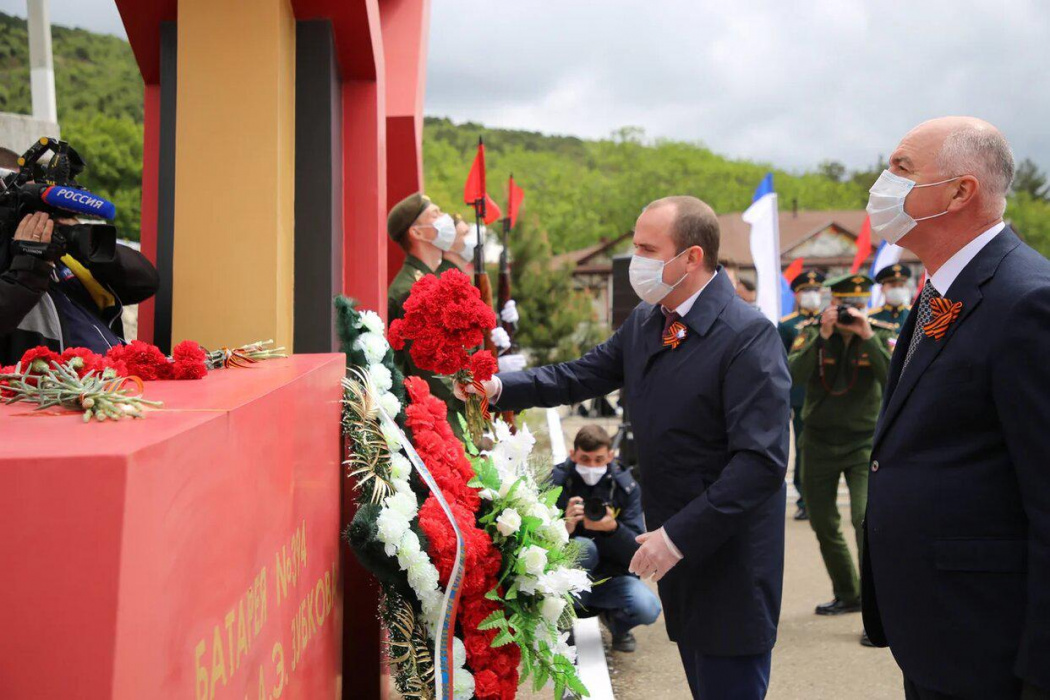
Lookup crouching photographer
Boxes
[555,424,662,653]
[0,139,158,365]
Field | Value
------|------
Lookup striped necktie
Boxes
[901,280,939,375]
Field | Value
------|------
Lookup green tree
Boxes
[506,218,605,363]
[818,160,846,182]
[1013,158,1049,200]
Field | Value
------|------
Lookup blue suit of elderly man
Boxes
[863,117,1050,700]
[461,196,791,699]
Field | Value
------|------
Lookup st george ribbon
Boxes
[377,405,465,700]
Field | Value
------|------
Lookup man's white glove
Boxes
[490,326,511,351]
[501,300,519,325]
[497,353,526,373]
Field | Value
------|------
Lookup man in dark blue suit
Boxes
[460,196,791,699]
[863,117,1050,700]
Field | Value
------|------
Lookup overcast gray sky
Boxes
[4,0,1048,174]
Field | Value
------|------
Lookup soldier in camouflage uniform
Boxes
[778,269,826,521]
[868,263,913,345]
[788,273,896,643]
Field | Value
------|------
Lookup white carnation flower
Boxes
[396,530,422,564]
[384,490,418,519]
[357,309,385,335]
[381,422,403,451]
[376,508,410,548]
[521,545,548,576]
[354,332,388,365]
[407,560,439,593]
[379,391,402,418]
[388,452,411,482]
[541,596,567,624]
[393,477,415,498]
[368,363,393,394]
[453,669,475,700]
[452,637,467,669]
[495,508,522,537]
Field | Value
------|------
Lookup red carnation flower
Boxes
[107,341,173,381]
[59,347,107,377]
[171,340,208,380]
[473,669,501,699]
[19,346,60,373]
[469,350,498,383]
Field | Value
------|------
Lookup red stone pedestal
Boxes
[0,355,346,700]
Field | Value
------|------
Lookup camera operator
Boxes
[1,210,159,365]
[786,273,895,645]
[555,424,662,653]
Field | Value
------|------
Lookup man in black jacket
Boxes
[556,424,662,653]
[1,211,159,365]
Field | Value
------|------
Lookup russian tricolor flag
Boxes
[743,173,782,323]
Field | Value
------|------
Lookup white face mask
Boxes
[884,286,910,308]
[629,249,688,305]
[574,465,608,486]
[866,170,961,244]
[458,231,477,261]
[423,213,457,252]
[798,290,823,312]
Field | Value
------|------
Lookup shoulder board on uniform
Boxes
[779,311,799,323]
[869,318,898,331]
[867,305,888,316]
[798,317,821,328]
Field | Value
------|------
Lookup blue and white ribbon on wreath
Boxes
[378,407,465,700]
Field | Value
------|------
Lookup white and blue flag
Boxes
[868,241,904,308]
[742,173,782,323]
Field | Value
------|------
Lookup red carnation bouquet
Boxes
[388,268,498,444]
[404,377,520,699]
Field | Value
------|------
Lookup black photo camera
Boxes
[583,497,609,522]
[837,305,858,326]
[0,138,117,265]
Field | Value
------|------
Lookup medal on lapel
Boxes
[663,321,687,350]
[923,298,963,340]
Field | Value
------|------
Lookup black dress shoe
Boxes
[612,631,637,653]
[860,630,875,647]
[794,506,809,521]
[815,597,861,615]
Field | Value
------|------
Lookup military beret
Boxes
[790,268,826,292]
[874,263,912,284]
[825,272,875,297]
[387,192,432,242]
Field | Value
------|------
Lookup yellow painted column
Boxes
[172,0,296,351]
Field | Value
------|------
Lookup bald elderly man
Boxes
[461,196,791,699]
[862,118,1050,699]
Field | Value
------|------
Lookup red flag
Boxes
[783,257,805,284]
[483,193,502,225]
[463,137,486,206]
[507,175,525,228]
[850,216,872,274]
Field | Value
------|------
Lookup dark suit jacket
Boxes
[495,269,791,654]
[863,227,1050,698]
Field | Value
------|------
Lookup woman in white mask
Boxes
[868,263,913,335]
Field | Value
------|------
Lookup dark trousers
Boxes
[792,408,805,508]
[905,675,1050,700]
[676,644,771,700]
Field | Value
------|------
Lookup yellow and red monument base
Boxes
[0,355,345,700]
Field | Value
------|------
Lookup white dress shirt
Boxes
[930,222,1006,295]
[663,269,718,318]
